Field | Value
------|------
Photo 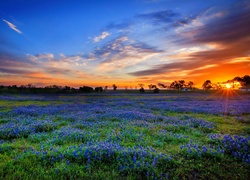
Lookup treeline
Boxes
[202,75,250,90]
[1,75,249,94]
[137,80,196,93]
[0,85,103,94]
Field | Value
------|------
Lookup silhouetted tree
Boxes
[148,84,157,90]
[233,75,250,91]
[153,88,160,93]
[95,87,103,92]
[139,87,145,93]
[113,84,117,91]
[214,82,222,90]
[158,83,167,88]
[79,86,93,93]
[26,84,32,88]
[64,86,71,90]
[45,85,61,89]
[138,84,144,88]
[187,81,194,90]
[170,81,181,90]
[202,80,212,90]
[62,86,71,93]
[148,84,159,93]
[138,84,145,93]
[178,80,185,89]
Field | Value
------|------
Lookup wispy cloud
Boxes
[3,19,22,34]
[105,21,133,31]
[136,10,178,23]
[93,31,110,43]
[136,10,194,29]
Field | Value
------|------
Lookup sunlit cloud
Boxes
[92,36,163,72]
[24,72,54,80]
[226,57,250,64]
[196,64,218,70]
[93,31,110,43]
[3,19,22,34]
[24,53,95,82]
[130,2,250,85]
[27,53,88,68]
[36,53,54,60]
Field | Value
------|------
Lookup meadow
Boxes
[0,91,249,179]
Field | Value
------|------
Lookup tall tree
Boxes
[242,75,250,91]
[113,84,117,91]
[187,81,194,90]
[233,75,250,90]
[138,84,144,88]
[170,81,180,91]
[148,84,157,90]
[178,80,185,89]
[202,80,212,90]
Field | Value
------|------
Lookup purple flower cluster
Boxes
[180,140,225,158]
[48,127,97,145]
[16,141,172,178]
[0,119,58,140]
[207,133,222,140]
[11,105,69,116]
[221,135,250,163]
[181,134,250,163]
[4,92,249,119]
[160,130,189,140]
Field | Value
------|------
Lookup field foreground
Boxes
[0,91,250,179]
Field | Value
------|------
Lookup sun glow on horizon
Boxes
[225,83,232,89]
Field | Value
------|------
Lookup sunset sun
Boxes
[225,83,232,89]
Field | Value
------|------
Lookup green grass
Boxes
[0,93,249,179]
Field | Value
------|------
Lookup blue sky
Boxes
[1,0,250,87]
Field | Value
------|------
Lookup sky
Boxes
[1,0,250,88]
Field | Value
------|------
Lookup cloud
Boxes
[104,9,192,35]
[130,1,250,80]
[45,67,72,75]
[175,2,250,63]
[27,53,88,67]
[105,21,133,31]
[3,19,22,34]
[91,36,163,72]
[136,10,194,29]
[178,5,250,45]
[0,52,34,75]
[136,10,178,23]
[37,53,54,59]
[93,31,110,43]
[25,53,93,79]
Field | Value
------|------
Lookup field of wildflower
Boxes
[0,91,249,179]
